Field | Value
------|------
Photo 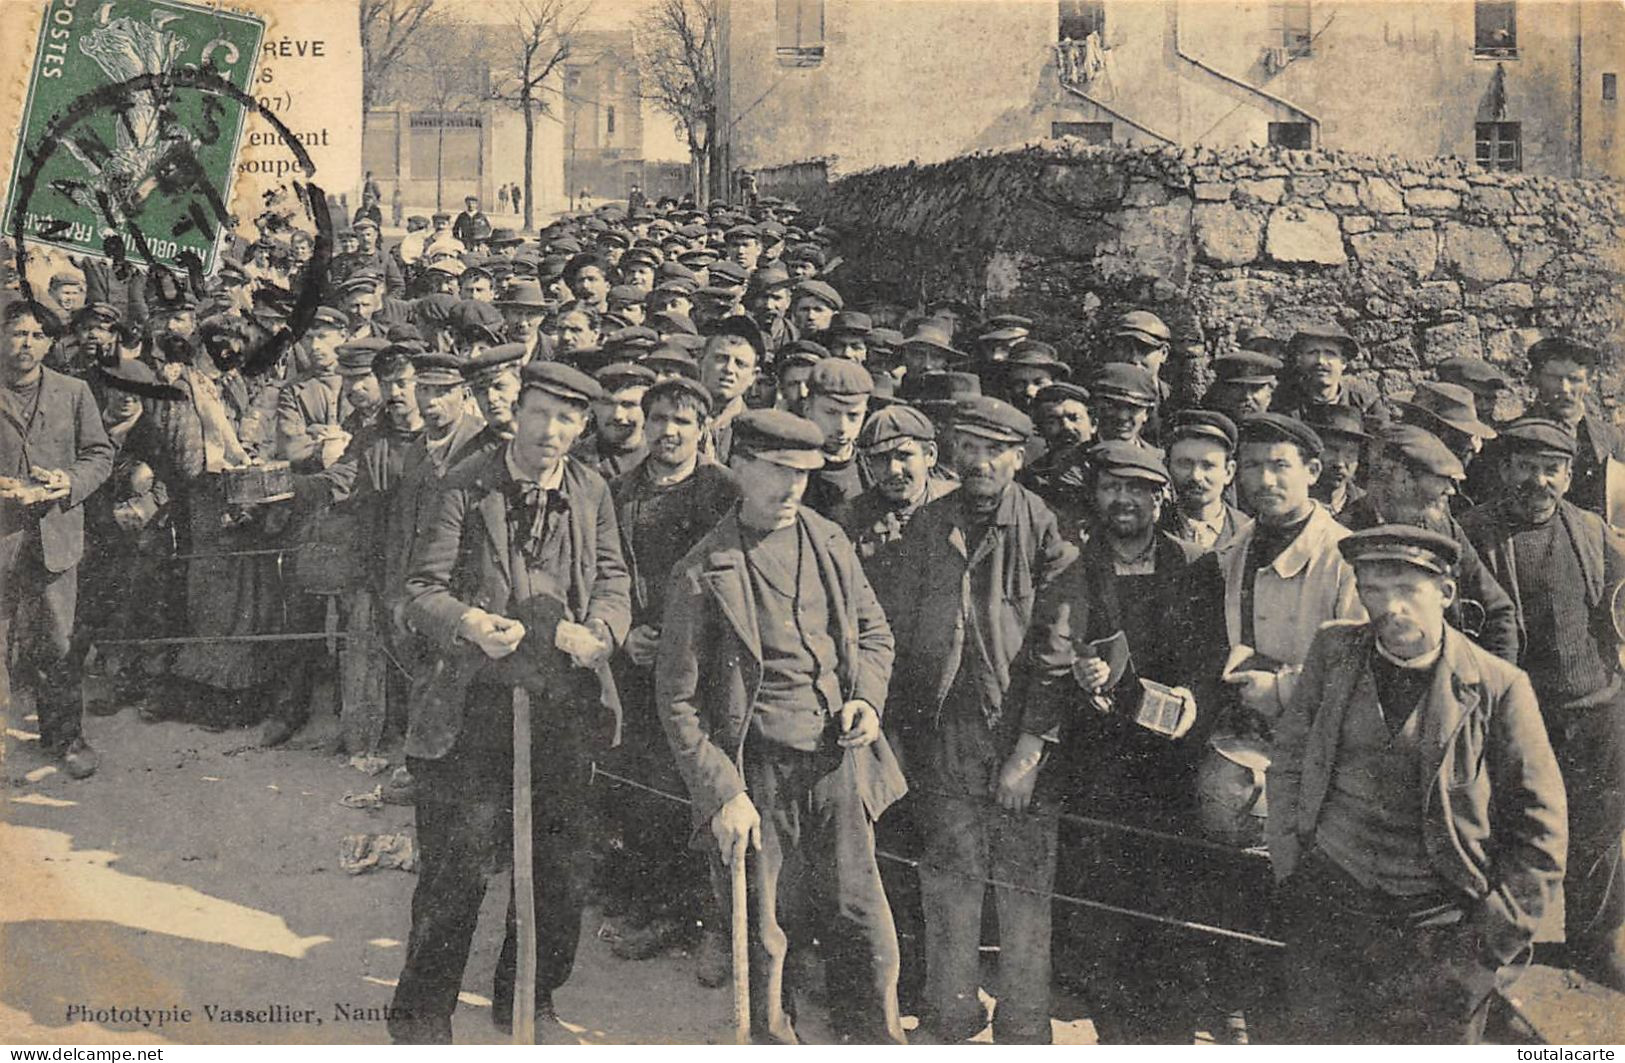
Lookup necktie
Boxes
[514,483,567,565]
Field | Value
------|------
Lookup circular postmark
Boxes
[10,64,334,376]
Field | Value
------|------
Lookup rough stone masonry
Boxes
[808,142,1625,421]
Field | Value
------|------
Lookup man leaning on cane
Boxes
[387,361,630,1044]
[656,408,909,1044]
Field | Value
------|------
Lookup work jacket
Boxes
[0,366,114,573]
[401,448,631,759]
[1268,622,1568,965]
[655,506,904,835]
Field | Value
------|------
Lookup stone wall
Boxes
[816,143,1625,418]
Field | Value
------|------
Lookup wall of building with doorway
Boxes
[562,30,649,206]
[361,103,564,221]
[716,0,1625,185]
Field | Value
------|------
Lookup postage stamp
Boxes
[2,0,265,275]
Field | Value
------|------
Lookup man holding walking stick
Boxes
[657,409,909,1044]
[387,361,630,1045]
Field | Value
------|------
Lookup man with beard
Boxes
[602,377,739,973]
[461,344,526,456]
[1018,382,1093,525]
[1203,351,1280,424]
[577,362,652,480]
[497,282,551,361]
[1303,405,1368,519]
[801,358,872,519]
[888,396,1077,1044]
[746,264,795,355]
[1271,323,1384,427]
[1518,337,1625,521]
[656,409,907,1045]
[1161,410,1250,553]
[388,362,628,1044]
[1211,414,1365,727]
[564,253,613,314]
[897,319,967,384]
[54,303,123,378]
[1338,425,1517,664]
[699,317,763,463]
[1265,525,1566,1043]
[1022,441,1226,1043]
[1089,362,1159,446]
[0,300,114,779]
[1460,418,1625,991]
[276,308,355,471]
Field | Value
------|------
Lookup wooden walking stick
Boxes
[730,847,750,1045]
[512,686,538,1046]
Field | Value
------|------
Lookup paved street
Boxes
[1,696,1618,1045]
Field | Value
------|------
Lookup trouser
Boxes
[599,667,709,922]
[335,587,389,754]
[0,535,82,750]
[723,737,905,1045]
[1549,697,1625,965]
[910,717,1057,1044]
[1266,849,1499,1044]
[874,790,926,1012]
[388,686,590,1044]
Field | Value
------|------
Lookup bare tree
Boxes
[635,0,719,202]
[490,0,591,233]
[394,29,490,209]
[360,0,440,110]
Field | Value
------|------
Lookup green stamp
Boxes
[4,0,265,275]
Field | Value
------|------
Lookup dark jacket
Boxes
[610,456,738,625]
[1340,496,1520,663]
[1459,496,1625,683]
[0,366,115,573]
[655,507,904,834]
[1267,622,1568,965]
[401,449,631,759]
[887,482,1077,730]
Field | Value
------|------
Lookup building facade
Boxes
[562,31,651,207]
[716,0,1625,192]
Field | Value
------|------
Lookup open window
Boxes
[1272,0,1313,58]
[1475,0,1517,57]
[1475,122,1521,171]
[1059,0,1105,41]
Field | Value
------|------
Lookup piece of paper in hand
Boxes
[553,620,604,667]
[1087,630,1132,691]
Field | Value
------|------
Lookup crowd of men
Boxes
[1,186,1621,1045]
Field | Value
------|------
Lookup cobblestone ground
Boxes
[1,695,1618,1046]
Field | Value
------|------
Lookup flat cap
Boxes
[412,293,462,327]
[954,395,1033,443]
[1034,382,1091,406]
[807,357,874,400]
[1236,326,1287,359]
[351,216,380,232]
[425,258,467,277]
[829,310,872,338]
[1004,340,1069,375]
[731,409,827,470]
[461,342,527,381]
[594,361,657,392]
[1090,440,1169,484]
[655,276,700,297]
[338,272,383,293]
[708,260,750,287]
[1498,416,1577,458]
[1169,409,1238,450]
[607,284,646,308]
[1238,413,1323,458]
[652,310,699,336]
[642,345,700,379]
[1112,310,1171,345]
[1287,322,1360,358]
[1338,524,1461,576]
[520,359,602,405]
[1301,403,1370,442]
[71,301,122,327]
[703,314,765,359]
[1396,381,1496,440]
[1091,362,1158,406]
[311,305,350,331]
[450,300,507,345]
[620,248,661,270]
[779,339,831,369]
[747,264,793,294]
[724,223,760,242]
[1379,424,1465,480]
[603,325,662,355]
[1526,335,1602,370]
[1434,356,1510,393]
[95,359,185,401]
[642,376,712,412]
[900,319,967,363]
[858,403,936,453]
[412,351,467,386]
[793,280,844,311]
[338,338,391,376]
[869,327,905,352]
[978,325,1029,344]
[985,313,1034,333]
[1213,350,1282,385]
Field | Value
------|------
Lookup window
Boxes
[607,106,616,135]
[776,0,825,65]
[1475,0,1516,56]
[1059,0,1105,41]
[1268,121,1312,148]
[1475,122,1521,171]
[1272,0,1312,58]
[1605,73,1618,102]
[1052,121,1112,144]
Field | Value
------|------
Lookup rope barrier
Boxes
[587,764,1285,949]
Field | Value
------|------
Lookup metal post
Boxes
[512,687,537,1045]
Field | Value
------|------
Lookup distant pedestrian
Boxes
[498,185,510,213]
[390,186,403,228]
[512,183,523,218]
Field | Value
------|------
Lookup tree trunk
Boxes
[687,133,704,202]
[436,123,446,211]
[521,88,537,233]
